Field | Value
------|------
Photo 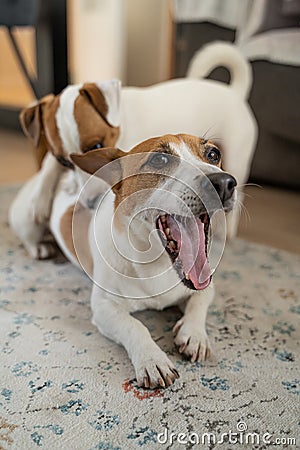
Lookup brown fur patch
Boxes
[60,203,93,275]
[177,135,222,167]
[19,94,62,168]
[35,134,49,169]
[60,204,77,259]
[74,94,120,153]
[114,134,210,209]
[80,82,109,121]
[19,94,55,148]
[107,135,178,229]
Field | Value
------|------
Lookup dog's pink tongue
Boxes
[168,216,211,290]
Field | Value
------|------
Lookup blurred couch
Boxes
[173,0,300,189]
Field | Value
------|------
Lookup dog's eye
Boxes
[91,142,103,150]
[206,147,221,165]
[148,153,170,169]
[82,142,103,153]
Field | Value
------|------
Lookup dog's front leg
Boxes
[9,153,64,260]
[91,286,179,389]
[173,282,214,362]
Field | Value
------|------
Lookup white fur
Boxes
[97,79,121,127]
[187,41,252,100]
[56,85,82,155]
[9,153,63,259]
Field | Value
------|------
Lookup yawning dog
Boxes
[48,133,236,389]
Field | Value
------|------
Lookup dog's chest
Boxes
[107,278,190,312]
[91,198,191,311]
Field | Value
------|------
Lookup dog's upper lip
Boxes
[156,214,211,290]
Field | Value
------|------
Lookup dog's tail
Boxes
[187,41,252,100]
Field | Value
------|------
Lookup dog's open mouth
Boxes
[156,213,211,290]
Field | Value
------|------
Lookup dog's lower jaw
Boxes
[156,213,211,291]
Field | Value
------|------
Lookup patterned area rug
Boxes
[1,185,299,450]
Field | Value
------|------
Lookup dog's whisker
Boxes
[241,192,253,200]
[237,183,263,189]
[206,136,224,143]
[202,124,216,140]
[235,198,251,223]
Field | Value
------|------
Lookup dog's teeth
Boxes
[161,215,166,223]
[185,274,190,280]
[169,241,176,249]
[165,228,170,236]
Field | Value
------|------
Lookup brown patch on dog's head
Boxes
[178,134,222,168]
[115,134,222,210]
[74,86,120,154]
[79,83,109,121]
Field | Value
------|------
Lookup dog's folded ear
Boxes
[71,147,126,190]
[79,80,121,127]
[19,94,55,148]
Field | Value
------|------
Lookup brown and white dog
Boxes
[10,42,257,260]
[47,133,237,389]
[10,80,121,258]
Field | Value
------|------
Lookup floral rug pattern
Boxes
[0,185,299,449]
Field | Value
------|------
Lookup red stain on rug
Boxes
[122,379,164,400]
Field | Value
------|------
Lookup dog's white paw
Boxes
[28,242,57,260]
[173,318,211,362]
[133,347,179,389]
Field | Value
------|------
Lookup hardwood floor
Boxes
[1,128,299,254]
[0,129,37,184]
[238,185,300,254]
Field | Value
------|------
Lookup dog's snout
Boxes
[206,173,237,203]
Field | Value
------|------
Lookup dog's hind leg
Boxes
[173,282,215,362]
[9,186,56,260]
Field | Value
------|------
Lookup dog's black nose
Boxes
[206,173,237,203]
